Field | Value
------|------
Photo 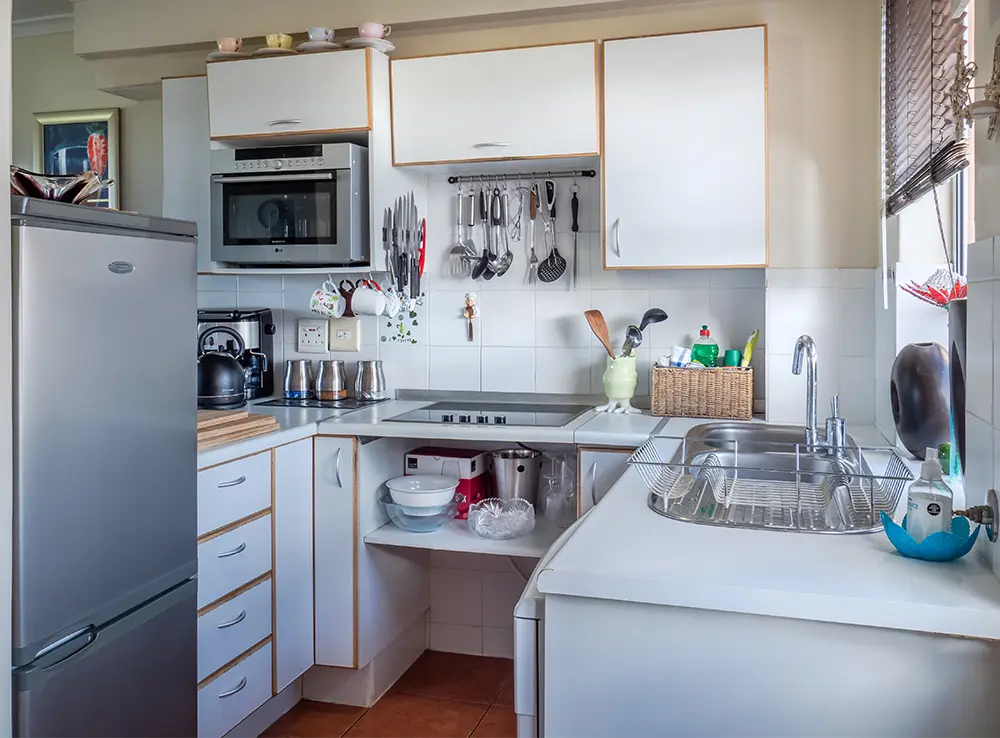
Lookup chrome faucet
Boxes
[791,335,819,451]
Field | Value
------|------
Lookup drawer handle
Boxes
[472,142,510,148]
[216,609,247,629]
[217,475,246,489]
[217,676,247,699]
[217,542,246,558]
[334,447,343,489]
[269,118,303,126]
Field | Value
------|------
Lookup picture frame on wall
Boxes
[33,108,120,209]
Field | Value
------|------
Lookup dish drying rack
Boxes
[629,436,915,534]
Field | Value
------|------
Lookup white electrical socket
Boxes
[297,318,329,354]
[328,317,361,352]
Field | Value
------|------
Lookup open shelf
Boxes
[364,517,562,558]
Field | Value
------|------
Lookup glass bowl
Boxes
[381,491,461,533]
[468,498,535,540]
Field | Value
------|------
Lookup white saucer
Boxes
[342,37,395,53]
[251,47,297,57]
[207,50,248,61]
[297,41,341,53]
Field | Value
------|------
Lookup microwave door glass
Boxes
[222,178,337,246]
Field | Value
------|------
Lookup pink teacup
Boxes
[358,22,390,39]
[217,37,242,53]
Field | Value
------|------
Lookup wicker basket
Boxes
[650,366,754,420]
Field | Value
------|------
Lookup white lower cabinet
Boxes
[197,514,272,609]
[578,448,633,515]
[313,436,356,667]
[197,641,273,738]
[197,577,272,683]
[274,439,315,690]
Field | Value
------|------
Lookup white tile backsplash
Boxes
[481,628,514,659]
[481,347,535,393]
[535,348,592,394]
[429,346,482,391]
[430,568,482,626]
[480,291,535,347]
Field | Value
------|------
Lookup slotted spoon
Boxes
[537,179,566,283]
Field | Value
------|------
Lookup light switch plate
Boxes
[297,318,329,354]
[328,317,361,352]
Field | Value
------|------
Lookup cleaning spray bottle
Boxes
[905,447,954,544]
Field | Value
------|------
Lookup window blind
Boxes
[884,0,968,215]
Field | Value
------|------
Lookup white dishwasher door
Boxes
[514,513,589,738]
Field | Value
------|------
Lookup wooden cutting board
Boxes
[196,410,280,451]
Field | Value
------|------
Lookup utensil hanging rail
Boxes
[447,169,597,185]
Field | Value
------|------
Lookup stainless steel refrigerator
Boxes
[10,197,198,737]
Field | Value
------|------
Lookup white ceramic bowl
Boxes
[386,475,460,509]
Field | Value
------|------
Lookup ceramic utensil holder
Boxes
[596,355,639,414]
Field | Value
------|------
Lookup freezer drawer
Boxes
[198,641,273,738]
[14,579,196,738]
[198,452,272,536]
[198,515,272,608]
[198,577,272,682]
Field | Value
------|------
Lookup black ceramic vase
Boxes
[890,342,950,460]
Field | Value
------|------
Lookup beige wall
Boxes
[12,32,163,216]
[976,0,1000,239]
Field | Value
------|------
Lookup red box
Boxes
[405,446,489,519]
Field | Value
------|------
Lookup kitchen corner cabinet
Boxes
[390,42,599,165]
[313,436,357,668]
[273,439,315,691]
[603,26,767,269]
[578,448,633,515]
[206,50,371,140]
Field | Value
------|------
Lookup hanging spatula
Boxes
[585,309,616,359]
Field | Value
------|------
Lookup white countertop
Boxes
[537,423,1000,640]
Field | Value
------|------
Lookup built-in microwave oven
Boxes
[210,142,369,266]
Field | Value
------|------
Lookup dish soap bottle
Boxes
[905,447,953,544]
[691,325,719,368]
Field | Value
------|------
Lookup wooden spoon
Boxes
[585,310,617,359]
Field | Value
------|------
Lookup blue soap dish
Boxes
[880,511,979,562]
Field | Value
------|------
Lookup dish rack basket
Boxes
[629,436,915,533]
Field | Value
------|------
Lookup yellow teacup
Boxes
[265,33,293,49]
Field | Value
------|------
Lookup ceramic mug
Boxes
[307,27,334,42]
[352,280,387,316]
[310,280,346,318]
[358,22,390,39]
[217,37,242,52]
[265,33,294,49]
[383,288,402,318]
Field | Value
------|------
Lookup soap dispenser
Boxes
[905,448,954,544]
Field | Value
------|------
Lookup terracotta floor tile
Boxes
[471,704,518,738]
[391,651,513,704]
[262,700,367,738]
[345,693,487,738]
[492,675,514,707]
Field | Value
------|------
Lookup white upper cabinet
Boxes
[390,42,599,165]
[603,27,767,269]
[207,49,371,140]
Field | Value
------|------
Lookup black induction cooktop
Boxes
[385,401,591,427]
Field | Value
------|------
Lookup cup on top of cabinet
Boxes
[265,33,294,49]
[358,22,390,39]
[217,37,242,52]
[307,27,334,42]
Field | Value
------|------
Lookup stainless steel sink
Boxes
[635,423,914,533]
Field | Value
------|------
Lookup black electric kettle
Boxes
[197,326,247,409]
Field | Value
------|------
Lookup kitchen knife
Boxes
[570,189,580,290]
[383,207,393,280]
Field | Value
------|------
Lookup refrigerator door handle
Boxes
[217,542,246,558]
[216,610,247,629]
[217,475,247,489]
[33,625,98,668]
[217,676,248,699]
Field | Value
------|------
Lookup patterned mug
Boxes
[310,280,346,318]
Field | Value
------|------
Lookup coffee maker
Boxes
[196,308,276,400]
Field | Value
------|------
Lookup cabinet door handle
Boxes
[217,542,246,558]
[269,118,303,126]
[613,218,622,258]
[333,447,343,488]
[216,609,247,629]
[217,677,247,698]
[589,462,599,507]
[217,475,246,489]
[472,142,510,148]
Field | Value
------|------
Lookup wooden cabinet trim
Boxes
[198,448,270,473]
[197,571,272,617]
[390,38,600,62]
[198,507,271,544]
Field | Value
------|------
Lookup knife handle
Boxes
[529,188,537,221]
[571,191,579,233]
[491,190,502,227]
[545,180,556,221]
[478,188,487,223]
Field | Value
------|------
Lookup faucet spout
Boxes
[791,335,819,451]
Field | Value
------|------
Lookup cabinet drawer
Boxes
[198,452,271,536]
[197,641,272,738]
[198,515,272,608]
[391,42,599,165]
[198,578,272,682]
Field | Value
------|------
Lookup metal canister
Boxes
[355,359,387,400]
[316,360,348,400]
[488,449,543,506]
[284,359,314,399]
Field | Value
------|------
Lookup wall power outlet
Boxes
[328,317,361,351]
[297,319,329,354]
